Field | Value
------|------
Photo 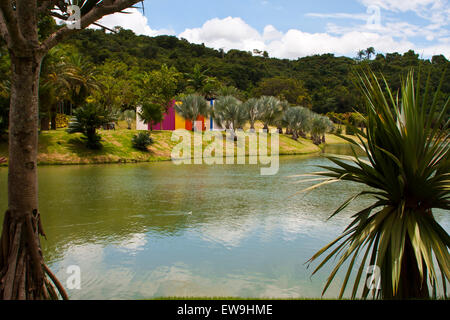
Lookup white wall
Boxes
[135,106,148,131]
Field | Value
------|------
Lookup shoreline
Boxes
[0,130,354,167]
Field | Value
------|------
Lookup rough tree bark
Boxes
[0,0,143,300]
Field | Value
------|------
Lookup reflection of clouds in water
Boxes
[50,227,357,299]
[195,204,349,247]
[115,233,147,253]
[197,217,257,248]
[52,242,138,299]
[262,208,349,243]
[136,263,343,299]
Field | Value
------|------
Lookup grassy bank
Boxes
[0,128,354,166]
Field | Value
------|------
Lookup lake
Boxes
[0,145,448,299]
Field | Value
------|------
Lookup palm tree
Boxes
[365,47,375,60]
[212,95,246,135]
[357,50,366,61]
[275,100,290,134]
[67,103,116,149]
[258,96,284,131]
[304,70,449,299]
[67,52,100,108]
[309,114,329,145]
[138,103,164,131]
[282,106,311,140]
[175,94,209,130]
[185,64,219,99]
[39,48,73,130]
[242,98,260,131]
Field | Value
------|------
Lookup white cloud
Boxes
[178,16,431,59]
[359,0,450,25]
[306,12,369,21]
[92,8,174,37]
[179,17,265,53]
[86,6,449,60]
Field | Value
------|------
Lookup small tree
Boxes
[282,106,311,140]
[213,95,246,135]
[120,109,136,130]
[175,94,209,130]
[138,103,164,131]
[309,115,329,145]
[242,98,260,131]
[67,104,115,149]
[132,131,153,151]
[258,96,283,130]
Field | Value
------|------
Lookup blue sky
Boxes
[95,0,450,59]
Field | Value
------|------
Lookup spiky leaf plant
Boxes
[303,69,449,300]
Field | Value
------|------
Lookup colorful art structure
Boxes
[137,99,225,131]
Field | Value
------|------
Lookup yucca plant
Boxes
[213,95,246,140]
[302,69,449,299]
[282,106,311,140]
[175,94,209,130]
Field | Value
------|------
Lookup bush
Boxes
[132,131,153,151]
[55,113,70,128]
[67,103,115,149]
[345,125,355,135]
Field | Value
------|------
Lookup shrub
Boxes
[132,131,153,151]
[67,103,115,149]
[55,113,70,128]
[345,125,355,135]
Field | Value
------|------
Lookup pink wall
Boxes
[149,101,176,130]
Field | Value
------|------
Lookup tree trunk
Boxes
[0,53,67,300]
[395,235,429,299]
[50,105,56,130]
[40,116,49,131]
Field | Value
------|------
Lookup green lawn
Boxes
[0,129,353,166]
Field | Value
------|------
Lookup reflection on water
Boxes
[0,145,448,299]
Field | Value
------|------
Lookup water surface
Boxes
[0,145,448,299]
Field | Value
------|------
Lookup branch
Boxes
[38,1,57,15]
[0,0,26,48]
[16,0,39,43]
[0,11,9,43]
[39,0,142,53]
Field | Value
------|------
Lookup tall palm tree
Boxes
[175,94,209,130]
[357,50,366,61]
[39,48,74,130]
[366,47,375,60]
[242,98,260,131]
[258,96,284,130]
[304,70,449,299]
[282,106,311,140]
[212,95,246,135]
[66,52,100,108]
[276,100,290,134]
[185,64,218,99]
[309,114,329,145]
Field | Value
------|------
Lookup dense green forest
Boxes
[65,28,449,109]
[0,25,449,133]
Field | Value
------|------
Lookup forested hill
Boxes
[63,28,449,114]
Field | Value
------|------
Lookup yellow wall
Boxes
[175,112,185,130]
